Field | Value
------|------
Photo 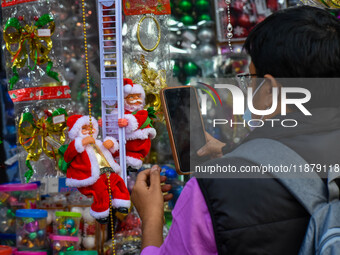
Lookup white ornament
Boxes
[71,207,84,215]
[83,236,95,249]
[83,207,95,223]
[47,211,53,225]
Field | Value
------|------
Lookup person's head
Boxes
[243,6,340,119]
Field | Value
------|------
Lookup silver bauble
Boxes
[198,43,217,58]
[197,28,215,43]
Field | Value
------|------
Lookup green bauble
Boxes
[179,0,192,12]
[196,0,209,12]
[198,14,212,22]
[28,232,37,240]
[184,62,199,76]
[181,15,195,26]
[173,63,180,77]
[58,228,68,235]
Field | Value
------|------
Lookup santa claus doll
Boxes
[64,115,131,224]
[116,78,156,170]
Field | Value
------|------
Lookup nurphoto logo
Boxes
[199,84,312,128]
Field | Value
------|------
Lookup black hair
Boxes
[244,6,340,108]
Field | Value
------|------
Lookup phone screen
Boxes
[163,87,208,173]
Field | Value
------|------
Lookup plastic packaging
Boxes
[0,183,38,234]
[15,209,47,250]
[54,211,81,236]
[14,252,47,255]
[50,235,79,254]
[64,251,98,255]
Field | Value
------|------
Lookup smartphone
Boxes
[161,86,208,174]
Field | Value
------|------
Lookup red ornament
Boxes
[267,0,278,10]
[238,14,252,28]
[18,16,24,21]
[34,16,39,21]
[232,1,244,12]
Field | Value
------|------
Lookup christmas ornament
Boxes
[82,236,95,249]
[55,212,81,236]
[197,27,215,42]
[115,79,157,170]
[225,0,233,52]
[51,235,79,254]
[181,15,195,26]
[184,61,199,76]
[196,0,210,12]
[137,15,161,52]
[168,32,178,45]
[134,55,167,117]
[16,209,47,250]
[3,14,60,89]
[173,63,180,77]
[178,0,193,12]
[63,116,131,219]
[198,14,212,22]
[238,14,252,28]
[198,43,217,58]
[18,108,68,182]
[83,207,95,223]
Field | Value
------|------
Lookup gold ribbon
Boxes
[3,14,59,89]
[18,109,67,182]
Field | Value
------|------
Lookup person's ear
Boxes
[263,74,280,109]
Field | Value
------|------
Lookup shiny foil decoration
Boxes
[18,108,68,182]
[301,0,340,8]
[134,55,167,121]
[3,14,60,89]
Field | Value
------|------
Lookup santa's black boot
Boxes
[96,217,109,224]
[117,207,129,214]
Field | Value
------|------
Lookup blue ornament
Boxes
[37,229,45,237]
[65,219,75,229]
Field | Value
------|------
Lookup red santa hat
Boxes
[67,115,99,140]
[124,78,145,100]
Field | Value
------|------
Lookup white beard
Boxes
[77,130,98,139]
[124,100,144,113]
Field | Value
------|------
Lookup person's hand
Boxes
[131,165,173,223]
[197,132,226,158]
[118,118,128,128]
[103,140,114,149]
[82,136,95,146]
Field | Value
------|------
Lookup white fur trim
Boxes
[124,114,139,133]
[68,116,99,140]
[126,156,143,169]
[124,84,133,94]
[112,199,131,209]
[90,208,110,219]
[124,84,145,100]
[74,137,85,153]
[103,136,119,154]
[125,128,156,141]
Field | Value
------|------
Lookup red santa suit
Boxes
[65,115,130,220]
[114,79,156,169]
[123,109,156,169]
